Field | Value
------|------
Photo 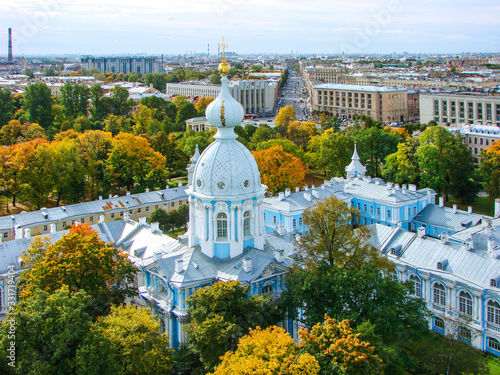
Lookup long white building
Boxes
[166,78,280,114]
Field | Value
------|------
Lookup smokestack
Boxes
[8,28,13,62]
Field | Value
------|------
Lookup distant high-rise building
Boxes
[7,28,13,62]
[80,56,163,74]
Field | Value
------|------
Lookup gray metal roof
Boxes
[413,204,486,232]
[370,222,500,290]
[0,187,188,232]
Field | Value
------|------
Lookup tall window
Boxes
[433,283,446,306]
[410,275,422,298]
[216,213,228,240]
[487,300,500,325]
[243,211,251,237]
[459,291,473,316]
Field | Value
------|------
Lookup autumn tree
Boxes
[22,82,54,128]
[104,132,167,192]
[255,138,305,161]
[286,121,318,150]
[0,120,45,146]
[132,104,162,136]
[210,326,320,375]
[300,195,390,271]
[195,97,215,112]
[253,145,308,193]
[19,223,137,316]
[185,280,282,371]
[275,105,296,127]
[299,316,383,375]
[16,138,54,209]
[76,305,174,375]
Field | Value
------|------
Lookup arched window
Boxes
[243,211,251,237]
[489,337,500,351]
[434,317,445,330]
[487,300,500,325]
[459,327,471,342]
[410,275,422,298]
[216,212,228,240]
[459,291,473,316]
[260,285,274,296]
[433,283,446,307]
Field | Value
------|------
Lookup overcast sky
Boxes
[1,0,499,56]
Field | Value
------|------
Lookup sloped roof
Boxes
[414,204,486,232]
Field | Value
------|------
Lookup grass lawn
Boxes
[167,228,187,239]
[443,196,494,217]
[489,357,500,375]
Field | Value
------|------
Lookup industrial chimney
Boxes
[8,28,13,62]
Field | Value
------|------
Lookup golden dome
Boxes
[218,58,230,75]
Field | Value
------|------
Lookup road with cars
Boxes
[275,70,310,122]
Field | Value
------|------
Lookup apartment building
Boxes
[312,84,408,123]
[420,92,500,126]
[80,56,163,75]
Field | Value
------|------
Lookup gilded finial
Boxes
[218,36,230,75]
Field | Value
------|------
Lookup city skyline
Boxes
[1,0,499,56]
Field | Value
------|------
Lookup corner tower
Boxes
[187,39,266,258]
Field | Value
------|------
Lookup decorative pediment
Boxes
[254,262,288,280]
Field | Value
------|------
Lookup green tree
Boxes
[143,73,169,92]
[76,305,174,375]
[382,139,420,185]
[300,195,390,272]
[22,82,54,128]
[185,280,282,371]
[318,132,353,178]
[51,138,85,205]
[149,208,172,232]
[89,83,109,121]
[284,264,430,374]
[416,126,478,202]
[210,72,221,84]
[0,287,94,375]
[110,86,133,116]
[176,102,197,124]
[350,126,400,177]
[0,88,15,126]
[60,82,90,118]
[19,224,137,317]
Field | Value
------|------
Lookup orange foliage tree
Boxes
[210,326,320,375]
[252,145,307,193]
[299,315,383,375]
[19,223,136,316]
[195,97,215,112]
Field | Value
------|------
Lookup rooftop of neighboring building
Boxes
[313,83,406,92]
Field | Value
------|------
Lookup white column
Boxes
[235,204,242,241]
[228,206,233,242]
[208,206,213,241]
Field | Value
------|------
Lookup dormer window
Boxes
[437,262,443,270]
[492,279,498,288]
